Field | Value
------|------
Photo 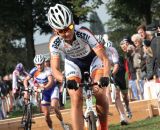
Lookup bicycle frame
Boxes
[83,83,99,130]
[20,85,41,130]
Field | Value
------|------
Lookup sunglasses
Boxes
[56,24,74,34]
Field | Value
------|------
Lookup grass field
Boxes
[109,116,160,130]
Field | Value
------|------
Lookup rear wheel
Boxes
[88,111,97,130]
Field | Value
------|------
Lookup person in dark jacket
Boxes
[120,36,139,100]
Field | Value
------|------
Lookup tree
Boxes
[106,0,160,27]
[0,0,103,75]
[89,11,105,34]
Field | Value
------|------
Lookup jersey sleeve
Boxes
[49,35,63,57]
[78,27,102,50]
[45,67,52,76]
[29,67,37,78]
[110,47,119,64]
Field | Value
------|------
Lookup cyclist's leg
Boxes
[67,87,83,129]
[65,59,84,130]
[114,88,128,125]
[92,69,109,130]
[90,57,109,130]
[50,86,69,129]
[115,70,132,119]
[41,95,53,129]
[106,86,112,105]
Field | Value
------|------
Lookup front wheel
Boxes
[25,104,32,130]
[88,111,97,130]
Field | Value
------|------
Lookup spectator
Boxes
[137,24,151,40]
[131,34,145,99]
[143,40,154,80]
[120,36,139,100]
[155,24,160,36]
[154,24,160,80]
[137,24,158,79]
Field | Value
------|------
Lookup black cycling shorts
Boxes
[114,68,128,93]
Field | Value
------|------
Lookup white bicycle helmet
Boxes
[44,55,50,62]
[33,54,45,64]
[94,35,105,45]
[104,40,113,48]
[103,34,109,42]
[48,4,73,29]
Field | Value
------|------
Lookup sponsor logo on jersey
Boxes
[76,31,90,42]
[66,71,76,77]
[52,37,61,49]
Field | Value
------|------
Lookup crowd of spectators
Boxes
[119,24,160,101]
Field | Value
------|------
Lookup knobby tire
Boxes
[88,111,97,130]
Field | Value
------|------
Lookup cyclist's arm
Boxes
[93,47,111,77]
[12,71,18,93]
[23,75,32,88]
[49,35,64,83]
[51,56,64,83]
[112,64,119,75]
[110,47,119,75]
[42,75,53,89]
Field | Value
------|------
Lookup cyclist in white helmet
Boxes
[105,40,113,48]
[48,4,110,130]
[24,54,69,130]
[44,55,51,68]
[96,36,132,125]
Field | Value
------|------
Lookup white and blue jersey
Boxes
[29,67,59,105]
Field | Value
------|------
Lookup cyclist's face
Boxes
[54,23,74,41]
[45,61,50,67]
[36,63,44,72]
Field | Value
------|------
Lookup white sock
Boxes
[49,128,54,130]
[120,113,126,121]
[60,121,65,127]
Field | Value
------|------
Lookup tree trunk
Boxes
[24,0,35,69]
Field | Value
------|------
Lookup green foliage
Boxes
[106,0,154,25]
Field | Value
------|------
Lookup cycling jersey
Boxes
[105,47,119,65]
[105,47,128,92]
[12,70,28,93]
[29,67,59,105]
[49,25,103,79]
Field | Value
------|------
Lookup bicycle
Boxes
[62,72,100,130]
[19,85,42,130]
